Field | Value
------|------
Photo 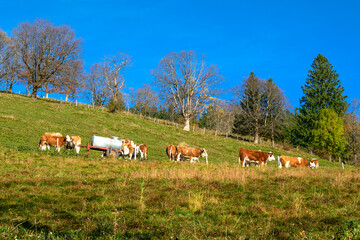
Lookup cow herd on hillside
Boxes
[38,132,319,168]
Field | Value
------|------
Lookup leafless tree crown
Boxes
[11,19,83,98]
[152,50,222,130]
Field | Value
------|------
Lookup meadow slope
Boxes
[0,92,359,239]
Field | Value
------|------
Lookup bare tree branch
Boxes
[152,50,222,131]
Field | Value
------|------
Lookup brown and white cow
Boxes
[39,133,71,152]
[135,144,148,160]
[121,139,136,159]
[278,155,319,169]
[238,148,275,167]
[176,146,208,164]
[67,136,82,154]
[166,144,177,161]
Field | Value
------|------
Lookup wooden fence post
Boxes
[215,130,217,136]
[203,128,205,134]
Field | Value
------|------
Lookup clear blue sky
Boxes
[1,0,359,109]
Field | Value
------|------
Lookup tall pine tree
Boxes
[293,54,348,147]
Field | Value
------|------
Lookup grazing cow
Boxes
[278,156,319,168]
[121,139,136,159]
[166,144,177,161]
[135,144,148,160]
[238,148,275,167]
[176,146,208,164]
[38,132,63,150]
[39,133,71,152]
[67,136,82,154]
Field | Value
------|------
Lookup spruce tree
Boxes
[293,54,348,147]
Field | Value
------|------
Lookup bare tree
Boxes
[0,30,20,92]
[152,50,222,131]
[85,63,110,106]
[103,53,131,104]
[85,53,131,111]
[0,30,10,86]
[133,84,159,116]
[54,60,85,101]
[11,19,83,98]
[344,99,360,164]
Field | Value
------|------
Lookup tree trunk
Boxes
[329,154,332,162]
[183,115,191,131]
[27,84,31,95]
[65,95,69,101]
[254,131,259,144]
[9,82,14,92]
[31,87,38,98]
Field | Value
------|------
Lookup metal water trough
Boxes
[80,135,123,157]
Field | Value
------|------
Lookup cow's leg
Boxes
[177,153,181,162]
[278,156,282,168]
[40,142,46,151]
[75,145,80,154]
[242,156,248,167]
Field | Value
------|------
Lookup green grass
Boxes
[0,92,359,239]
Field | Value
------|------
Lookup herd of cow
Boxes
[237,148,319,168]
[166,144,208,164]
[38,132,319,168]
[165,146,319,168]
[38,132,148,160]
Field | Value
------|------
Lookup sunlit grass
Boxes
[1,92,360,239]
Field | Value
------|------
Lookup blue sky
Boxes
[1,0,359,109]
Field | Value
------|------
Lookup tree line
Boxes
[1,19,359,164]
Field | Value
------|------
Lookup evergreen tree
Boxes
[232,72,264,144]
[293,54,348,147]
[233,72,287,144]
[312,108,346,161]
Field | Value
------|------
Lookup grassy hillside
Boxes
[1,92,359,239]
[0,92,308,164]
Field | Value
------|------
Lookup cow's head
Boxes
[64,135,73,149]
[309,158,319,168]
[200,148,208,164]
[268,152,275,161]
[122,145,130,156]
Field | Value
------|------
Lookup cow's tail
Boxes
[278,156,282,168]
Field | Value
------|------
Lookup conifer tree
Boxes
[292,54,348,147]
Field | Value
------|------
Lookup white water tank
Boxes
[91,135,123,150]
